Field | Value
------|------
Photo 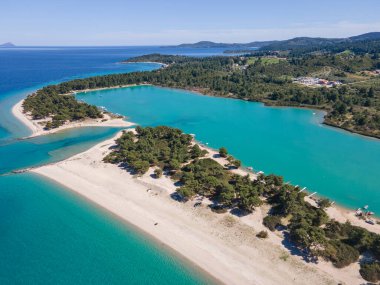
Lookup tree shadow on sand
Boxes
[281,232,318,263]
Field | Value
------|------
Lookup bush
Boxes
[263,215,282,231]
[328,240,360,268]
[360,262,380,283]
[256,231,268,239]
[318,198,332,209]
[154,168,163,178]
[219,147,228,158]
[210,205,228,214]
[130,160,150,175]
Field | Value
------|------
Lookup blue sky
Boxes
[1,0,380,45]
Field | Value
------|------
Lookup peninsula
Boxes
[14,33,380,283]
[29,125,380,284]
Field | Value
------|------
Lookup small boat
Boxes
[364,205,369,210]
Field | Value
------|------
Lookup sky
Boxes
[1,0,380,46]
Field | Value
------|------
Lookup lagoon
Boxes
[77,85,380,213]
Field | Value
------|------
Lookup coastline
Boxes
[136,83,380,140]
[72,83,153,95]
[121,61,169,68]
[30,130,380,285]
[32,133,337,285]
[11,98,134,138]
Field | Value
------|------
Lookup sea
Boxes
[0,46,227,285]
[0,46,379,284]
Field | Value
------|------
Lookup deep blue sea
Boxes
[0,46,227,284]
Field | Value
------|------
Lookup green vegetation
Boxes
[263,215,282,231]
[246,57,282,65]
[103,125,380,281]
[256,230,269,239]
[360,262,380,283]
[26,49,380,138]
[218,147,228,157]
[154,168,163,178]
[22,87,103,129]
[103,126,194,175]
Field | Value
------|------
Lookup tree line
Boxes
[24,51,380,137]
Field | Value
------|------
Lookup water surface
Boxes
[77,85,380,213]
[0,47,224,284]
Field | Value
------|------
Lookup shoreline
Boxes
[32,132,337,285]
[30,130,380,285]
[121,61,169,68]
[38,168,223,285]
[11,98,134,138]
[131,83,380,141]
[72,83,153,95]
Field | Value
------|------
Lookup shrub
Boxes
[328,240,360,268]
[219,147,228,158]
[154,168,163,178]
[360,262,380,283]
[318,198,332,209]
[210,204,228,214]
[130,160,150,175]
[256,231,269,239]
[263,215,282,231]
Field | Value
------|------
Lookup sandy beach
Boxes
[31,131,379,285]
[12,99,133,138]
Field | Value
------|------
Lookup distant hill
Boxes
[167,40,277,49]
[0,42,16,48]
[167,32,380,51]
[349,32,380,41]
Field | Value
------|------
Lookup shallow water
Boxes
[77,85,380,213]
[0,173,212,284]
[0,47,225,284]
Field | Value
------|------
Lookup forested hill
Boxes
[167,32,380,52]
[166,40,276,49]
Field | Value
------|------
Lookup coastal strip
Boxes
[11,98,134,138]
[32,131,359,285]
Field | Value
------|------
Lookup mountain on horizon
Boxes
[166,32,380,50]
[0,42,16,48]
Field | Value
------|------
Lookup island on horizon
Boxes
[0,42,16,48]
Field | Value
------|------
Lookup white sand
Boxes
[12,99,133,138]
[32,132,366,285]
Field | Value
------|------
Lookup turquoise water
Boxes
[0,173,211,284]
[0,127,123,174]
[77,85,380,213]
[0,47,225,284]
